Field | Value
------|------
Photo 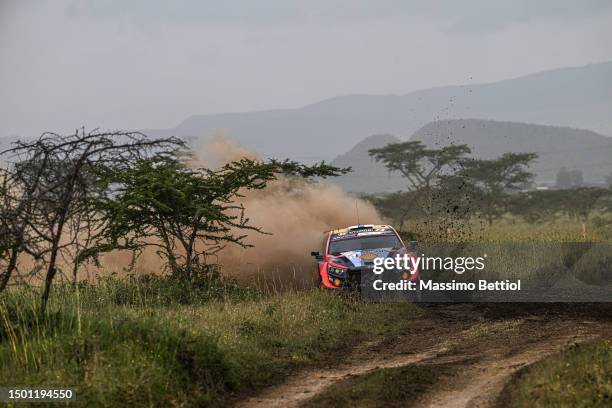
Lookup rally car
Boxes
[310,224,419,289]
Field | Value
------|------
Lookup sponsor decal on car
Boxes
[360,252,378,261]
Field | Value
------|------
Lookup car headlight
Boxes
[327,265,346,277]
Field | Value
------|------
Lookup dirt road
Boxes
[236,303,612,408]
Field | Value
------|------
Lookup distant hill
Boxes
[330,134,405,193]
[144,61,612,162]
[330,119,612,193]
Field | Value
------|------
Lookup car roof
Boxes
[329,225,396,241]
[330,224,393,234]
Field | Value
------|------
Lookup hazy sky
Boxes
[2,0,612,137]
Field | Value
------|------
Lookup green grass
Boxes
[302,364,456,408]
[505,340,612,408]
[1,218,609,406]
[397,217,612,286]
[400,217,612,243]
[0,278,419,407]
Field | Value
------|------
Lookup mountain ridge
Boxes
[143,61,612,163]
[329,119,612,193]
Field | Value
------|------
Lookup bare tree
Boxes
[0,163,48,292]
[0,129,183,313]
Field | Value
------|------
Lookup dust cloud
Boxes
[55,136,381,286]
[198,135,260,166]
[202,136,381,286]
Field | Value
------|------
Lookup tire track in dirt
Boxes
[235,303,476,408]
[236,348,440,408]
[234,304,612,408]
[416,333,597,408]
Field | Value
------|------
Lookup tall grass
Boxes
[1,218,607,405]
[507,340,612,408]
[0,276,418,406]
[401,216,612,243]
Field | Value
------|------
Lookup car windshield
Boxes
[328,234,402,254]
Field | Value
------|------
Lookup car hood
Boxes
[337,247,395,268]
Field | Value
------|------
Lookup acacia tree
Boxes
[369,141,471,191]
[560,187,612,223]
[0,129,183,312]
[88,155,350,280]
[0,156,56,292]
[509,190,564,223]
[440,153,538,226]
[0,170,21,290]
[368,141,471,219]
[511,188,612,224]
[267,159,350,180]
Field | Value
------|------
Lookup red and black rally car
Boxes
[310,224,419,289]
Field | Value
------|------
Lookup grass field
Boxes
[504,340,612,408]
[401,216,612,243]
[0,219,610,406]
[0,277,419,407]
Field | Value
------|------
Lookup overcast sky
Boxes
[2,0,612,137]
